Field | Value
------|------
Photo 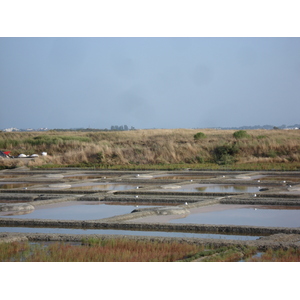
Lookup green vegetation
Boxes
[194,132,206,140]
[233,130,250,139]
[213,142,239,165]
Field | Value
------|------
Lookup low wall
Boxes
[1,217,300,235]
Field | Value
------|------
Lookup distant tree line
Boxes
[47,125,136,132]
[110,125,135,131]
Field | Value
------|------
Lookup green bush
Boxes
[213,143,239,165]
[267,150,277,158]
[233,130,250,139]
[25,135,92,146]
[194,132,206,140]
[195,156,204,163]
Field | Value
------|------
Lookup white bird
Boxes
[136,186,139,189]
[254,208,257,210]
[135,195,139,198]
[185,202,188,205]
[190,180,193,182]
[253,194,257,197]
[257,180,260,183]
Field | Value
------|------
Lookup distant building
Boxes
[110,125,135,131]
[3,128,19,132]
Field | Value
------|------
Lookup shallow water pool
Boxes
[170,204,300,227]
[132,204,300,228]
[154,184,264,193]
[0,226,261,240]
[0,202,157,220]
[151,174,215,180]
[69,182,139,190]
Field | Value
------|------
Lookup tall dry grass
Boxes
[1,129,300,169]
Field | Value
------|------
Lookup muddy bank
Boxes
[1,217,300,236]
[0,203,34,212]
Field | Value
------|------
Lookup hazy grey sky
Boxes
[1,37,300,129]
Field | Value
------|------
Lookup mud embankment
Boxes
[1,232,300,251]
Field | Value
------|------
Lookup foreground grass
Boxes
[245,247,300,262]
[1,238,300,262]
[0,239,203,262]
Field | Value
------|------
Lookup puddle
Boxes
[33,182,138,191]
[0,201,157,220]
[48,184,71,189]
[0,226,261,240]
[62,175,108,180]
[136,174,153,179]
[70,182,139,191]
[132,204,300,228]
[151,174,214,180]
[45,174,64,178]
[234,175,266,180]
[154,184,264,193]
[239,252,264,262]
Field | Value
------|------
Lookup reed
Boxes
[247,247,300,262]
[2,240,300,262]
[0,239,203,262]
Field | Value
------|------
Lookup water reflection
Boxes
[0,226,261,240]
[195,185,261,193]
[170,204,300,227]
[155,184,263,193]
[70,183,138,190]
[152,175,214,180]
[0,202,157,220]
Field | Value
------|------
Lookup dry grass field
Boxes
[1,128,300,170]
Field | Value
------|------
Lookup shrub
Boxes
[233,130,250,139]
[194,132,206,140]
[213,143,239,165]
[195,156,204,163]
[97,151,105,163]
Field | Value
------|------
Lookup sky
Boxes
[1,4,300,130]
